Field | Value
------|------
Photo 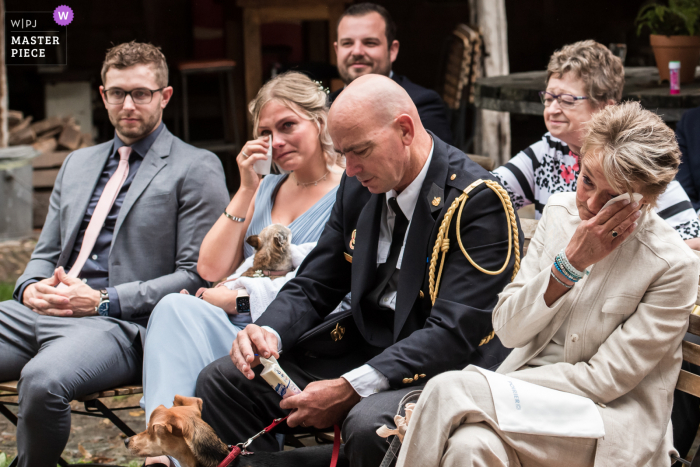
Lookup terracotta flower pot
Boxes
[650,34,700,84]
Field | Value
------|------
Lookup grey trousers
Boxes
[0,300,142,467]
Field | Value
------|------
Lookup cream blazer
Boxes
[494,192,700,467]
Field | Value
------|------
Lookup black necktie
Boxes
[365,196,410,308]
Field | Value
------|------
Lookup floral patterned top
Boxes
[492,132,700,240]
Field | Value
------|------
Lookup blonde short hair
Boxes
[547,40,624,106]
[102,41,168,88]
[580,101,680,204]
[248,71,341,170]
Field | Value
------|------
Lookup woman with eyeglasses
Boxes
[492,40,700,249]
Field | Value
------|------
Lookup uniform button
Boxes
[419,290,424,299]
[450,174,456,180]
[597,402,606,408]
[383,297,389,303]
[91,254,98,260]
[571,334,579,342]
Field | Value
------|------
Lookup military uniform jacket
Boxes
[256,133,520,388]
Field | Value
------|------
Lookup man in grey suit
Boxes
[0,41,229,467]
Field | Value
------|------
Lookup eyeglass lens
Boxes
[105,88,154,104]
[540,92,577,108]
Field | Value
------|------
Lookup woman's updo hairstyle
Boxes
[580,101,680,205]
[248,71,342,170]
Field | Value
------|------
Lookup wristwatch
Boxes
[96,289,110,316]
[236,290,251,314]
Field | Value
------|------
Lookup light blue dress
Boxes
[141,174,339,424]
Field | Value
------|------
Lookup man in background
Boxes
[330,2,453,144]
[0,41,228,467]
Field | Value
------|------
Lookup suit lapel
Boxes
[394,138,448,340]
[111,129,172,248]
[59,144,112,266]
[351,192,383,337]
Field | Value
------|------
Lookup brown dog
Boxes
[124,395,230,467]
[240,224,293,279]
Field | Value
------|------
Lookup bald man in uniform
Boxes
[196,75,518,466]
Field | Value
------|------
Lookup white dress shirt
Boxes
[265,141,434,398]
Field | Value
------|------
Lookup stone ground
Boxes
[0,393,145,465]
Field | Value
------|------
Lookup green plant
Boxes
[0,283,13,302]
[636,0,700,35]
[0,452,12,467]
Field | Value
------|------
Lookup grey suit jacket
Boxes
[14,126,229,331]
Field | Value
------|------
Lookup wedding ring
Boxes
[611,230,619,238]
[241,151,249,158]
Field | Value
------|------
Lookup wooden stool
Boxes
[178,59,241,154]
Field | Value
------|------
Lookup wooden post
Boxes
[242,8,262,116]
[0,0,8,148]
[470,0,510,167]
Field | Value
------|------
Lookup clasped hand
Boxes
[229,324,361,428]
[565,199,642,271]
[180,286,238,314]
[23,267,100,317]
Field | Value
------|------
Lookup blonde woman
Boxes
[396,102,700,467]
[141,72,343,466]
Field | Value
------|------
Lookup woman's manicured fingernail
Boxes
[634,211,641,218]
[632,202,639,208]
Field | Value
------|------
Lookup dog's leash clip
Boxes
[236,416,286,455]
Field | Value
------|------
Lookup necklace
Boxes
[292,169,330,187]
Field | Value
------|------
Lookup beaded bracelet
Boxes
[558,249,585,279]
[550,269,573,289]
[555,253,582,282]
[554,261,578,284]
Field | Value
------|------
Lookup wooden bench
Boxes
[0,381,142,467]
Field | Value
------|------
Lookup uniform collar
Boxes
[384,139,434,221]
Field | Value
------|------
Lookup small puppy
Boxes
[124,395,229,467]
[240,224,293,279]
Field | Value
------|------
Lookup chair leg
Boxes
[84,399,136,437]
[0,401,18,426]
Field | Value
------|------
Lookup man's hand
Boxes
[24,267,100,317]
[195,286,238,314]
[281,378,361,429]
[23,272,67,315]
[230,324,280,379]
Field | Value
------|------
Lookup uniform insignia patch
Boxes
[427,183,444,212]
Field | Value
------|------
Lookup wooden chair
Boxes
[0,381,142,467]
[436,24,483,153]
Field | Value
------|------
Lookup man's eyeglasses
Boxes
[538,91,588,109]
[103,87,165,105]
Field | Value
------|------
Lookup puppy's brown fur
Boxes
[125,395,230,467]
[241,224,293,279]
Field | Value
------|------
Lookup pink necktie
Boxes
[64,146,132,280]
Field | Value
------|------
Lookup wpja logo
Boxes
[5,7,70,65]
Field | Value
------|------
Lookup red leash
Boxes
[217,416,341,467]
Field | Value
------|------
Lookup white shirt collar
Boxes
[385,139,434,221]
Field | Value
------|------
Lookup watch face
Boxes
[236,296,251,314]
[98,301,110,316]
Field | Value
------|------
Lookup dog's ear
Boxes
[152,422,173,435]
[246,235,260,249]
[274,232,288,248]
[174,395,203,415]
[166,413,192,438]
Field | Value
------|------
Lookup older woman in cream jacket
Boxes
[396,102,700,467]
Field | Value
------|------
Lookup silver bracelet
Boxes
[223,210,245,223]
[550,269,573,289]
